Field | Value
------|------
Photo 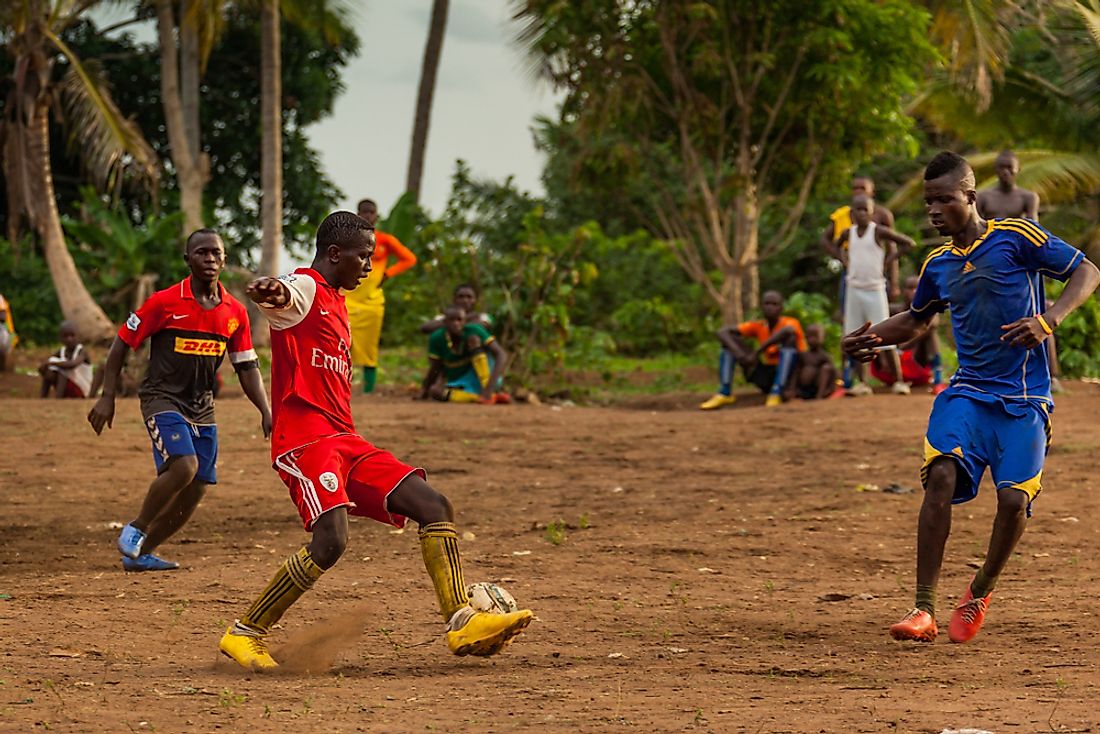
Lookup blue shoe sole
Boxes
[121,555,179,572]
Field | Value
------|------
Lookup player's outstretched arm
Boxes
[88,337,130,434]
[246,277,290,307]
[843,313,928,363]
[1002,258,1100,348]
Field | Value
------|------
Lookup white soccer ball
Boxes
[466,582,518,614]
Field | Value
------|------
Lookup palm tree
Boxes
[1,0,159,340]
[259,0,281,277]
[406,0,449,204]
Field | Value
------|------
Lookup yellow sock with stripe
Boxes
[419,521,469,622]
[238,547,325,635]
[471,351,491,389]
[447,389,481,403]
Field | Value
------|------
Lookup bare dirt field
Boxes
[1,383,1099,733]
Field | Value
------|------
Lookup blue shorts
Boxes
[922,389,1050,509]
[145,411,218,484]
[446,357,499,394]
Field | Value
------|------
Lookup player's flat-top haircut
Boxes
[185,228,221,252]
[316,211,374,253]
[924,151,974,183]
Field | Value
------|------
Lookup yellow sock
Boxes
[447,389,481,403]
[240,547,325,634]
[419,521,469,621]
[471,352,491,389]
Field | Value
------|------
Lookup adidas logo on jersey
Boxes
[962,261,975,273]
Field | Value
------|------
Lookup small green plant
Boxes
[544,519,567,545]
[578,513,590,529]
[219,688,247,708]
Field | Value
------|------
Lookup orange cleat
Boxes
[889,608,938,641]
[948,584,992,643]
[931,383,948,396]
[493,392,513,404]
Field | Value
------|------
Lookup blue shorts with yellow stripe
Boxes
[922,388,1051,511]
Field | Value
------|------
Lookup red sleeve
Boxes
[118,291,166,349]
[227,301,258,367]
[380,232,417,278]
[737,322,762,342]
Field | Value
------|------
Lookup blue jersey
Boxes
[910,218,1084,403]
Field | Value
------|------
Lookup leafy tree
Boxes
[512,0,935,325]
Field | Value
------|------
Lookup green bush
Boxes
[1047,282,1100,378]
[0,237,64,345]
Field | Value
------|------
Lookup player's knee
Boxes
[997,487,1030,516]
[924,459,957,504]
[310,527,347,569]
[167,455,199,484]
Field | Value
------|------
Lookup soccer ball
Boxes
[466,582,518,614]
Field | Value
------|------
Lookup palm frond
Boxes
[48,30,159,193]
[281,0,359,46]
[888,149,1100,210]
[928,0,1019,110]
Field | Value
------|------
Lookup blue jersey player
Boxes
[843,152,1100,644]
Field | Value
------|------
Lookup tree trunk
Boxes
[742,261,759,316]
[155,0,204,235]
[180,1,201,170]
[405,0,449,203]
[719,266,743,326]
[259,0,282,278]
[28,102,114,341]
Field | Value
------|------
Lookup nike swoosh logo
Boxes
[319,309,330,315]
[171,314,187,320]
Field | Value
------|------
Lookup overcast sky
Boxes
[314,1,562,217]
[95,1,562,245]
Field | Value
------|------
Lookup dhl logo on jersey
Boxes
[174,337,226,356]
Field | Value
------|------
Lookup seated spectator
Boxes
[700,290,807,410]
[869,275,947,394]
[0,292,16,372]
[421,283,494,334]
[39,321,93,399]
[785,324,838,401]
[421,305,510,404]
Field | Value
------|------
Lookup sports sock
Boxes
[915,584,936,615]
[970,567,998,598]
[239,547,325,634]
[447,389,481,403]
[930,353,943,385]
[419,521,469,621]
[362,366,377,393]
[471,350,491,389]
[842,357,853,389]
[771,347,797,395]
[718,349,733,396]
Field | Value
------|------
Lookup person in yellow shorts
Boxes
[346,199,418,392]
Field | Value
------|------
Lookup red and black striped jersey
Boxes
[120,277,257,424]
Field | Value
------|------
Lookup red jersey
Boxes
[259,268,357,458]
[120,277,256,423]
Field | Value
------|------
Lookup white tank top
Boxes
[846,222,886,291]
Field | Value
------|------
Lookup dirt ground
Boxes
[1,382,1099,734]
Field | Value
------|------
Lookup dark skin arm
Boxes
[1001,258,1100,348]
[43,349,90,371]
[420,317,444,334]
[482,339,508,399]
[821,223,842,260]
[420,358,445,399]
[1025,191,1040,221]
[246,277,290,307]
[237,365,272,438]
[718,325,794,367]
[843,312,932,363]
[835,230,850,268]
[87,337,131,434]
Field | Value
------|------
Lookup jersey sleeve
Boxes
[1011,221,1085,281]
[736,322,763,342]
[908,263,948,321]
[466,323,493,345]
[381,233,417,279]
[258,274,317,330]
[427,329,446,360]
[228,302,259,371]
[119,290,166,349]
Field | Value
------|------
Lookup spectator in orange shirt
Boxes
[699,290,807,410]
[345,198,418,393]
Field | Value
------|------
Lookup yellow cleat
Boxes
[699,394,736,411]
[765,393,782,407]
[447,609,534,657]
[219,625,278,670]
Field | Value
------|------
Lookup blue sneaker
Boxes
[117,523,146,559]
[121,554,179,572]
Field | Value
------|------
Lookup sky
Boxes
[312,1,562,217]
[95,1,563,251]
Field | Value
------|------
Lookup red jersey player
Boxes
[89,229,272,572]
[218,211,533,670]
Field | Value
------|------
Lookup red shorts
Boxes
[62,380,86,398]
[871,349,932,387]
[273,433,421,531]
